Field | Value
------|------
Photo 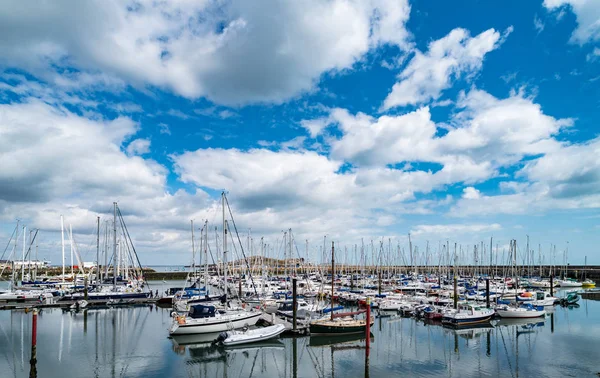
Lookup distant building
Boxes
[3,260,50,269]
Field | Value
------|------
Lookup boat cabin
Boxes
[189,304,217,318]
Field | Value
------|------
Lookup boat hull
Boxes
[496,310,546,318]
[309,323,367,335]
[60,292,148,301]
[169,311,262,335]
[441,315,493,326]
[222,324,286,346]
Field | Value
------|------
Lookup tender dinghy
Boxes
[214,324,286,346]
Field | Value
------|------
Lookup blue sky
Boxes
[0,0,599,266]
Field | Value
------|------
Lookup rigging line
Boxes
[116,221,138,279]
[223,194,258,298]
[0,224,19,280]
[116,206,150,289]
[21,229,39,261]
[0,223,18,262]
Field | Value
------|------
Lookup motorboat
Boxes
[581,279,596,288]
[214,324,286,346]
[516,291,535,301]
[557,279,582,288]
[441,304,494,326]
[530,291,558,306]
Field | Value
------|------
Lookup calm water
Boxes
[0,285,598,378]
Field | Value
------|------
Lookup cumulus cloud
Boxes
[126,138,151,156]
[462,187,481,199]
[451,136,600,217]
[0,96,218,263]
[543,0,600,44]
[315,88,571,182]
[0,0,412,106]
[522,137,600,199]
[170,146,496,240]
[300,117,330,138]
[381,27,510,110]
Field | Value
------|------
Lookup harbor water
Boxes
[0,282,598,377]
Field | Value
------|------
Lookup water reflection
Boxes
[1,300,600,378]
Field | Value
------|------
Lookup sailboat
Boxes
[310,242,374,335]
[495,303,546,318]
[581,256,596,288]
[441,303,494,326]
[169,192,262,335]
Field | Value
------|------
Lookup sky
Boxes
[0,0,599,266]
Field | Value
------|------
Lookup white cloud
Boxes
[534,14,545,34]
[381,27,509,109]
[501,72,518,83]
[452,137,600,217]
[320,88,570,183]
[0,97,222,264]
[218,110,237,119]
[109,102,143,113]
[0,0,412,106]
[166,109,192,120]
[329,106,438,165]
[521,137,600,199]
[300,117,330,138]
[158,123,171,135]
[0,99,160,203]
[587,47,600,61]
[410,223,501,237]
[462,187,481,199]
[543,0,600,44]
[126,138,151,156]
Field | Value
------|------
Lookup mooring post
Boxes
[84,276,89,301]
[292,277,297,332]
[453,275,458,309]
[29,309,38,378]
[365,297,371,350]
[485,278,490,308]
[378,271,382,295]
[550,275,554,297]
[238,277,242,300]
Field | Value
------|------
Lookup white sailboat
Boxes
[169,304,262,335]
[169,192,262,335]
[495,303,546,318]
[441,303,494,326]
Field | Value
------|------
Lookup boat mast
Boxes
[191,219,195,281]
[222,192,228,298]
[60,216,65,284]
[97,216,100,282]
[331,241,335,321]
[113,202,117,290]
[204,220,209,290]
[70,224,73,283]
[21,225,26,284]
[289,228,293,278]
